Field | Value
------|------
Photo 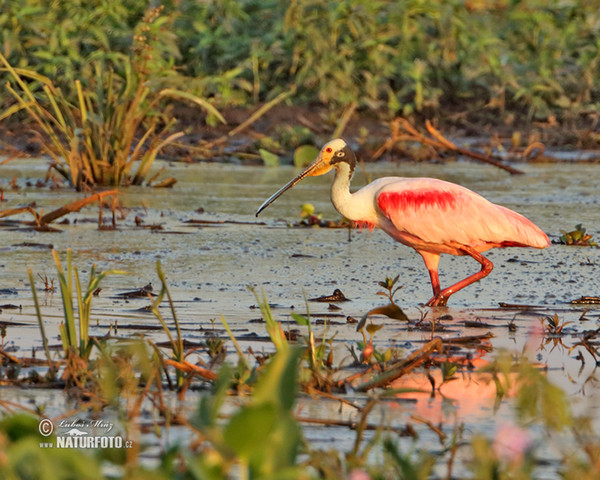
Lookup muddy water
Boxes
[1,157,600,475]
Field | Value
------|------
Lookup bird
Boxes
[256,138,550,306]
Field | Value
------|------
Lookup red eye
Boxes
[325,147,332,153]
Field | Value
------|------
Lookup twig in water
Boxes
[343,337,444,392]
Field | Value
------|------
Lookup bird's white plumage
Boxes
[323,138,347,151]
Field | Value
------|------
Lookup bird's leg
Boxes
[419,252,442,304]
[428,246,494,307]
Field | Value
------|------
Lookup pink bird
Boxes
[256,139,550,306]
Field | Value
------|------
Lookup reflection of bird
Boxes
[256,138,550,306]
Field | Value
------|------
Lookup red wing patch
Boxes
[378,190,458,213]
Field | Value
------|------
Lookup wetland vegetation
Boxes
[1,1,600,479]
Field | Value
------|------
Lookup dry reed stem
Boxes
[0,399,48,416]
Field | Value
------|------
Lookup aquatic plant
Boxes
[0,7,224,191]
[29,249,125,364]
[540,313,573,336]
[376,274,403,306]
[557,224,598,247]
[9,263,600,479]
[298,202,323,226]
[150,260,186,388]
[356,275,409,332]
[190,347,303,478]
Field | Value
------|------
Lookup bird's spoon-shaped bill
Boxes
[255,155,322,216]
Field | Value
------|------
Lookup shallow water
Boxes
[1,157,599,476]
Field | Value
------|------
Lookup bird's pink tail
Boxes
[497,206,550,248]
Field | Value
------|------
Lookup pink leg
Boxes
[426,246,493,307]
[419,251,442,300]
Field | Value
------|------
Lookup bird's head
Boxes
[256,138,356,216]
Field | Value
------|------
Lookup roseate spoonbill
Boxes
[256,138,549,306]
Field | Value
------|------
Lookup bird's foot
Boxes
[425,295,448,307]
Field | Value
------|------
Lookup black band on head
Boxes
[331,145,356,171]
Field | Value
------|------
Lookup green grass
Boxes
[29,249,125,363]
[2,0,599,127]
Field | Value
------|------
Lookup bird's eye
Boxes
[336,151,345,157]
[325,147,332,153]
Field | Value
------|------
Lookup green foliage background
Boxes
[1,0,600,122]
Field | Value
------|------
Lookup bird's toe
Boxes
[425,295,448,307]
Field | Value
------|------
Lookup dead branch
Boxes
[0,190,119,228]
[304,385,361,410]
[40,190,118,225]
[409,413,447,443]
[373,117,525,175]
[0,204,40,222]
[342,337,444,392]
[332,101,358,139]
[294,415,413,436]
[0,349,21,364]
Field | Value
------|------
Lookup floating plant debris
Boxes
[556,224,598,246]
[309,288,350,302]
[570,296,600,304]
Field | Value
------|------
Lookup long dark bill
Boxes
[255,159,320,217]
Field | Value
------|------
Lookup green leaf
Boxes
[291,312,309,326]
[223,403,278,457]
[259,415,302,474]
[249,287,288,352]
[300,203,315,218]
[253,348,302,412]
[366,323,384,335]
[293,144,319,167]
[259,148,279,167]
[357,303,409,331]
[0,414,41,442]
[193,364,232,430]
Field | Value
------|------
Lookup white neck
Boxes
[330,162,364,221]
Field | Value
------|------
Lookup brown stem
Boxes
[40,189,118,225]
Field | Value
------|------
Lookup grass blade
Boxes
[52,249,76,349]
[221,315,250,370]
[158,88,226,125]
[27,268,53,367]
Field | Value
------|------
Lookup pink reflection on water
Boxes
[493,422,533,463]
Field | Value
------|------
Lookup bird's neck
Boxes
[330,162,361,221]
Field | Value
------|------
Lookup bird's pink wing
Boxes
[375,178,548,248]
